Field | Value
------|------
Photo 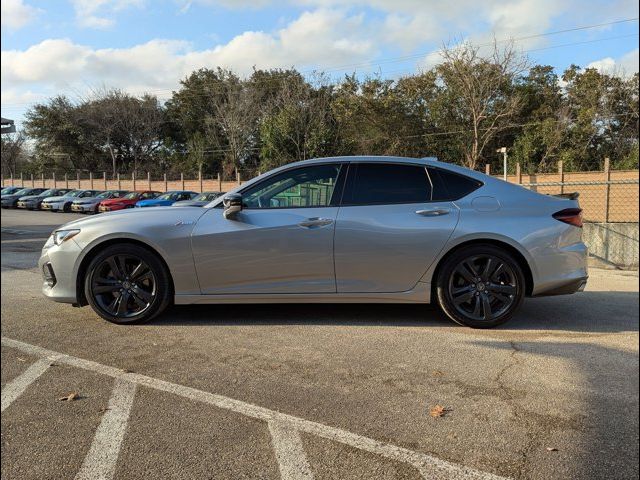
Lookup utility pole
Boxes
[497,147,508,181]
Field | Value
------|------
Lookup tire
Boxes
[62,202,71,212]
[436,244,525,328]
[84,243,172,324]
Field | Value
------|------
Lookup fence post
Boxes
[147,172,151,190]
[117,173,121,190]
[53,172,56,188]
[236,168,241,186]
[20,172,24,187]
[515,163,522,184]
[89,172,94,189]
[132,171,136,191]
[604,157,611,223]
[217,172,222,192]
[103,172,107,190]
[558,160,564,194]
[485,164,491,175]
[180,172,185,190]
[77,171,81,188]
[31,173,34,187]
[65,173,68,189]
[198,167,203,193]
[163,173,168,192]
[41,172,45,187]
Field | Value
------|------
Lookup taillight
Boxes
[553,208,583,228]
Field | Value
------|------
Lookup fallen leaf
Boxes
[122,368,134,373]
[546,447,558,452]
[429,405,450,418]
[432,370,445,377]
[17,357,26,363]
[58,392,80,402]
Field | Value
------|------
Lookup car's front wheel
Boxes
[436,244,525,328]
[84,243,172,324]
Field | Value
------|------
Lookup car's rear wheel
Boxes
[84,244,172,324]
[436,244,525,328]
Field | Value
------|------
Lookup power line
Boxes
[1,17,638,107]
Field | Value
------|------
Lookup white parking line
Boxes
[269,421,314,479]
[1,336,510,480]
[75,378,137,480]
[1,357,55,412]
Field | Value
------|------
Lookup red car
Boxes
[98,191,161,212]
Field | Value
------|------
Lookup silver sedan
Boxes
[38,156,588,328]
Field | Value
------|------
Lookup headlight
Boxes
[43,229,80,249]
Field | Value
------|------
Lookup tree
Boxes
[260,73,338,170]
[434,40,529,169]
[24,95,103,171]
[0,131,28,177]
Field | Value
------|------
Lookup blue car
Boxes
[135,190,198,207]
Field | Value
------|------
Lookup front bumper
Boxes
[99,204,125,212]
[41,202,64,211]
[39,239,83,304]
[71,203,96,213]
[17,200,37,209]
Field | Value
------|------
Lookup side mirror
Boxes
[223,193,243,219]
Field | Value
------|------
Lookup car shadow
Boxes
[473,339,639,479]
[151,290,638,333]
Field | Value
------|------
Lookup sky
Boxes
[1,0,638,127]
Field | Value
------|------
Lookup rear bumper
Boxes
[530,240,589,296]
[532,276,588,297]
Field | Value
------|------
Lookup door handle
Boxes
[415,208,450,217]
[298,217,334,228]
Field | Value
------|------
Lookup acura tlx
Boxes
[39,156,587,328]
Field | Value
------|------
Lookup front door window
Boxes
[242,164,343,209]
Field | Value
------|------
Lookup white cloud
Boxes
[1,9,375,100]
[70,0,145,29]
[0,0,41,30]
[587,48,639,76]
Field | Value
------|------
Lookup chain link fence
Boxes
[3,164,638,267]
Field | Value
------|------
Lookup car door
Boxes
[334,162,459,293]
[191,163,346,294]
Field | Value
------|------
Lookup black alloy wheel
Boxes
[437,244,525,328]
[85,244,172,324]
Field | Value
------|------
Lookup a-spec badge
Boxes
[174,220,195,226]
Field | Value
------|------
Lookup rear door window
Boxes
[343,163,432,205]
[429,168,482,201]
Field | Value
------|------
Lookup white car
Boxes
[41,190,102,212]
[70,190,129,214]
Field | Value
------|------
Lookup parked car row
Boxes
[0,186,224,213]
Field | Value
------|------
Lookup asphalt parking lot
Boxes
[1,208,638,480]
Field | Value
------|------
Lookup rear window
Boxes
[429,168,482,201]
[344,163,431,205]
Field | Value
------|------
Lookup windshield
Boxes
[95,191,111,199]
[1,187,19,194]
[157,193,176,200]
[14,188,30,196]
[63,190,81,197]
[39,189,55,197]
[123,192,140,199]
[194,193,217,201]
